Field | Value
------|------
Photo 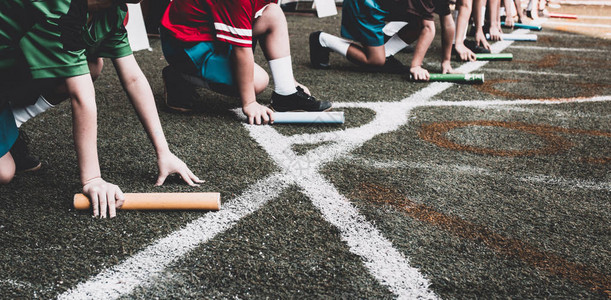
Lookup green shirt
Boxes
[0,0,89,80]
[0,1,132,81]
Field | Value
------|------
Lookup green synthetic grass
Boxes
[1,10,610,299]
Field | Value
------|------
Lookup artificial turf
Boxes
[1,6,610,299]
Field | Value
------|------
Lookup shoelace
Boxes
[295,87,317,103]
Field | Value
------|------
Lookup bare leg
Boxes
[0,152,15,184]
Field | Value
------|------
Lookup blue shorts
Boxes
[341,0,390,47]
[161,28,235,87]
[0,107,18,157]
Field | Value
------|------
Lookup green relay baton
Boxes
[411,73,485,83]
[475,53,513,61]
[501,22,542,31]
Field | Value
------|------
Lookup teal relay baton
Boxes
[501,22,542,31]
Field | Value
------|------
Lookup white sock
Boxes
[11,96,54,128]
[384,34,409,57]
[268,56,297,96]
[319,32,351,57]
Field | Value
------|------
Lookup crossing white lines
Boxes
[56,27,609,299]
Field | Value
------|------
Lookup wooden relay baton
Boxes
[73,192,221,211]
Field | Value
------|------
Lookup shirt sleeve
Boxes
[210,0,255,47]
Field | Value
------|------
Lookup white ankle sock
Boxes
[11,96,54,128]
[384,34,409,57]
[268,56,297,96]
[319,32,351,57]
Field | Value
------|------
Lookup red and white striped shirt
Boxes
[161,0,277,47]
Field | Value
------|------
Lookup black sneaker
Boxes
[270,86,332,112]
[379,55,409,74]
[10,129,41,173]
[162,66,198,113]
[464,40,491,54]
[309,31,331,69]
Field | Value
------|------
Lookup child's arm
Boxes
[474,0,492,50]
[66,74,125,219]
[503,0,515,27]
[111,55,203,186]
[232,46,274,125]
[410,19,436,80]
[440,14,458,74]
[487,0,503,41]
[454,0,477,61]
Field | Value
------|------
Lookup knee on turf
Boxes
[0,155,16,184]
[260,3,288,27]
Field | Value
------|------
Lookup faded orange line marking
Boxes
[419,121,611,158]
[351,183,611,297]
[577,157,611,164]
[419,120,574,156]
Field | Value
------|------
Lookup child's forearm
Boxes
[66,74,101,185]
[503,0,515,19]
[473,0,486,29]
[411,21,435,68]
[455,0,473,47]
[440,15,455,63]
[232,47,257,108]
[488,0,501,27]
[113,55,170,157]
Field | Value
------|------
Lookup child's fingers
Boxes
[187,169,204,184]
[179,170,199,187]
[99,192,108,219]
[268,112,274,124]
[116,189,125,209]
[155,172,169,186]
[91,193,99,218]
[108,191,117,218]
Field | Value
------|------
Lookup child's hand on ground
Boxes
[454,44,477,61]
[410,66,430,81]
[488,26,503,41]
[82,177,125,219]
[243,101,274,125]
[155,152,204,187]
[504,17,514,28]
[441,61,460,74]
[476,34,492,51]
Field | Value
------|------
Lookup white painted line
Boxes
[509,45,609,52]
[57,27,522,299]
[480,68,579,77]
[344,155,611,191]
[246,119,437,299]
[484,106,611,119]
[241,31,522,298]
[301,173,437,298]
[545,21,611,28]
[556,0,611,5]
[576,15,611,20]
[58,174,291,300]
[426,95,611,108]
